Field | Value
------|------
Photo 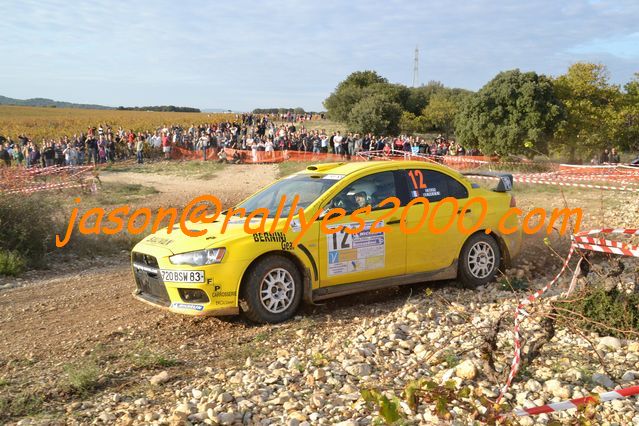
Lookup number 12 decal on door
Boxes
[408,169,427,189]
[330,231,353,250]
[408,169,442,199]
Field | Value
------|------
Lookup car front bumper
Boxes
[131,244,248,316]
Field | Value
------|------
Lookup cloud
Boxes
[568,32,639,60]
[0,0,638,110]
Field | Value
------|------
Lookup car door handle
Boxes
[387,218,401,225]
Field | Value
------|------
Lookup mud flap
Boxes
[302,267,323,306]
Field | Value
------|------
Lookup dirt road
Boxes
[0,164,284,422]
[0,244,436,424]
[0,163,414,422]
[98,164,280,207]
[2,163,637,423]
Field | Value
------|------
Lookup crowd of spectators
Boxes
[0,113,475,168]
[268,111,325,122]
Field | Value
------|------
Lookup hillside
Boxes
[0,96,204,112]
[0,95,111,110]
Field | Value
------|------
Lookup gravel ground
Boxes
[1,164,639,425]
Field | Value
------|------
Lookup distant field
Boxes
[0,105,348,142]
[0,105,234,142]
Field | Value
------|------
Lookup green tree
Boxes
[347,94,403,135]
[613,73,639,152]
[403,81,446,115]
[362,83,411,110]
[553,63,620,161]
[326,72,472,137]
[421,90,471,137]
[399,111,428,134]
[455,69,564,157]
[323,71,388,121]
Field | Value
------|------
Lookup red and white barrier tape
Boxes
[516,173,639,185]
[0,164,97,195]
[550,169,639,176]
[469,174,639,193]
[573,241,639,257]
[515,177,639,192]
[513,385,639,416]
[575,228,639,237]
[514,176,639,192]
[559,163,639,170]
[496,245,577,404]
[2,181,87,195]
[24,165,94,177]
[571,229,639,257]
[499,228,639,416]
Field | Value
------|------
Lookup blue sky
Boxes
[1,0,637,111]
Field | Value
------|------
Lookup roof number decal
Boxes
[323,174,345,180]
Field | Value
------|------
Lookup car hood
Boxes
[137,213,282,255]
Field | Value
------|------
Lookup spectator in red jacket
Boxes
[162,132,171,160]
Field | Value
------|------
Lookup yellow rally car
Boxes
[131,161,522,323]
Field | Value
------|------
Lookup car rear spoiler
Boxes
[461,172,513,192]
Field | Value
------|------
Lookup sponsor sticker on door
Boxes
[326,221,385,276]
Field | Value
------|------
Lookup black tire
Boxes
[458,233,501,289]
[240,255,302,324]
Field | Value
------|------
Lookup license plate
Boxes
[160,270,205,283]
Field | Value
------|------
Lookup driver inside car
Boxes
[354,191,369,208]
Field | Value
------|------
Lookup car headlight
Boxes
[169,248,226,266]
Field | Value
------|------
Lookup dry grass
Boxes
[102,159,227,179]
[0,105,234,142]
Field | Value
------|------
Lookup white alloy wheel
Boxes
[259,268,295,313]
[467,241,496,279]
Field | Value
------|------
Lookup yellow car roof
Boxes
[298,160,464,179]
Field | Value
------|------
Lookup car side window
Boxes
[328,171,398,212]
[405,169,469,202]
[447,176,469,199]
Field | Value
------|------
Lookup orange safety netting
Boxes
[5,148,637,195]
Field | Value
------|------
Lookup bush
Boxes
[0,194,60,267]
[0,250,26,276]
[554,287,639,338]
[0,192,143,275]
[347,93,403,135]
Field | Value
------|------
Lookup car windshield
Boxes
[236,174,341,218]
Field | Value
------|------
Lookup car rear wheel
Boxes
[458,234,501,289]
[240,255,302,324]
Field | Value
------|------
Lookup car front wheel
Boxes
[240,255,302,324]
[458,234,501,289]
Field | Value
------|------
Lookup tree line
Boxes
[323,64,639,161]
[116,106,201,113]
